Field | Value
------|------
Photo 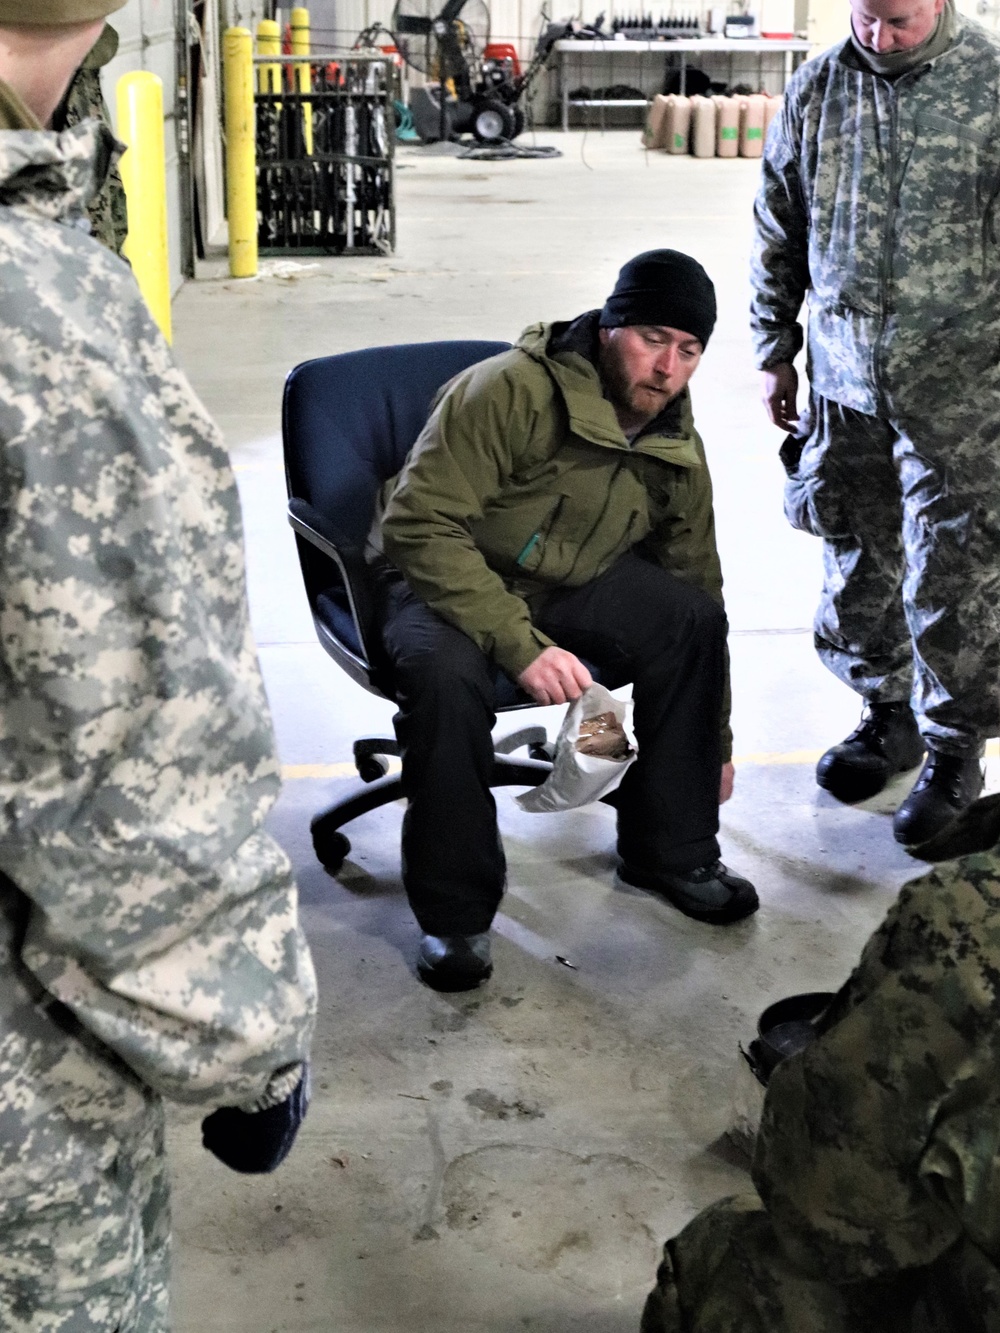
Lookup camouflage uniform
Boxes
[641,855,1000,1332]
[0,120,317,1329]
[54,23,128,255]
[751,9,1000,754]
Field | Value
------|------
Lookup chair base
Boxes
[311,728,553,874]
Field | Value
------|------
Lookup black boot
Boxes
[417,932,493,992]
[892,746,985,848]
[816,702,924,803]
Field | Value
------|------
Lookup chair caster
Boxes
[313,828,350,874]
[357,754,390,783]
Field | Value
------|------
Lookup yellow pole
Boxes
[116,72,172,343]
[290,7,314,155]
[256,18,282,96]
[223,26,258,279]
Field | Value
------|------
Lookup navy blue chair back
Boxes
[283,341,511,551]
[283,340,512,695]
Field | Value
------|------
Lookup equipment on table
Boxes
[724,12,756,37]
[391,0,565,142]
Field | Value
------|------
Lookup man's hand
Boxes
[762,363,799,432]
[720,762,735,805]
[518,647,593,706]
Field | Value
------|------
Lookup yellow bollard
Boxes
[256,18,282,96]
[116,71,172,343]
[223,26,258,279]
[290,6,314,156]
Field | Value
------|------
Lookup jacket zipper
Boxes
[874,79,899,405]
[516,495,565,567]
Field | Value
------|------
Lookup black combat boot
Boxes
[892,745,985,849]
[816,701,925,803]
[417,932,493,992]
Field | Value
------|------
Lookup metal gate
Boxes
[255,55,396,255]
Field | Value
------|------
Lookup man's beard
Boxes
[598,343,670,424]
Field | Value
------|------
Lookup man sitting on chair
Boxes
[368,250,758,991]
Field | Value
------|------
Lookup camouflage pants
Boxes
[640,1197,987,1333]
[0,888,169,1333]
[782,392,1000,752]
[641,858,1000,1332]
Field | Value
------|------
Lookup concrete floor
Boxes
[166,130,953,1331]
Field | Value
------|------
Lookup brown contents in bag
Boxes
[576,711,631,761]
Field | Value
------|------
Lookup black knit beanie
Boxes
[599,249,717,348]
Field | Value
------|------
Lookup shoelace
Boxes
[848,705,908,751]
[686,861,723,883]
[915,752,980,800]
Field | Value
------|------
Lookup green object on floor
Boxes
[394,100,420,142]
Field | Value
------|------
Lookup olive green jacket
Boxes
[377,315,730,755]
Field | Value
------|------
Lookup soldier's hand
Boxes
[518,647,593,706]
[201,1067,310,1174]
[762,363,799,432]
[719,761,735,805]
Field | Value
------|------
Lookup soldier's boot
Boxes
[417,932,493,992]
[892,745,986,849]
[816,701,925,803]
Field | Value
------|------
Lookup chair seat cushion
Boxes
[317,589,362,657]
[316,585,547,709]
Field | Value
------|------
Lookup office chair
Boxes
[282,340,564,876]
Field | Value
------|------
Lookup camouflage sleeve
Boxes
[750,81,810,371]
[750,860,1000,1282]
[0,186,316,1110]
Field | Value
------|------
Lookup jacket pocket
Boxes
[513,494,566,574]
[780,414,852,540]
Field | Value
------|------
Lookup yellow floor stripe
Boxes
[282,759,402,781]
[280,739,1000,782]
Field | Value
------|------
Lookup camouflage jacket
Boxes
[754,855,1000,1292]
[751,13,1000,414]
[54,23,129,256]
[0,121,316,1110]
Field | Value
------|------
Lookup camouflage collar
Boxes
[0,119,121,224]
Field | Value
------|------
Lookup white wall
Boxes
[957,0,1000,28]
[102,0,186,293]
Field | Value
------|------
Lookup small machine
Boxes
[391,0,567,143]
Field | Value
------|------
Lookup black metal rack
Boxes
[254,55,396,255]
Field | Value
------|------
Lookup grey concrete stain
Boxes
[441,1146,667,1294]
[464,1088,545,1120]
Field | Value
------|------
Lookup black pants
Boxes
[377,553,728,936]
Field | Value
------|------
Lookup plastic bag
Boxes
[517,683,636,813]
